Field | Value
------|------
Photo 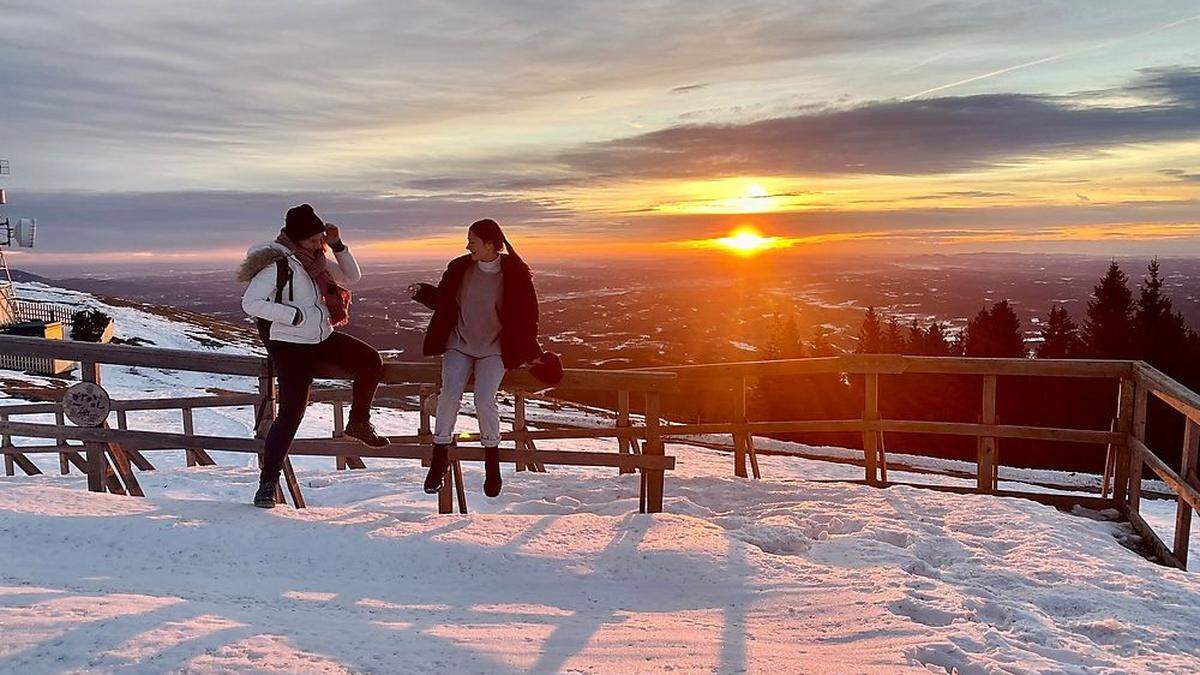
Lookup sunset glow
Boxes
[707,226,790,256]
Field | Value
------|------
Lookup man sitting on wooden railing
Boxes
[239,204,390,509]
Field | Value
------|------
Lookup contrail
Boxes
[904,12,1200,100]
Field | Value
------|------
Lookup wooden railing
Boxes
[637,354,1200,569]
[0,335,677,513]
[2,335,1200,568]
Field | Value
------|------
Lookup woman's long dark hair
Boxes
[469,218,529,274]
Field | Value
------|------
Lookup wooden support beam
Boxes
[438,461,455,514]
[617,390,634,475]
[452,460,467,514]
[81,360,106,493]
[333,400,346,470]
[1174,419,1199,567]
[642,392,665,513]
[733,375,748,479]
[1129,384,1149,513]
[1111,378,1136,506]
[863,373,880,485]
[977,375,998,493]
[281,457,305,509]
[56,409,68,475]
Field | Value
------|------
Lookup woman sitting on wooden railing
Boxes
[240,203,390,509]
[408,218,561,499]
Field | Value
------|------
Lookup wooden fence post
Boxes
[977,375,998,493]
[617,390,634,475]
[81,360,107,493]
[56,409,69,475]
[1174,418,1199,567]
[1112,378,1135,506]
[1128,383,1149,513]
[642,392,665,513]
[419,384,433,468]
[334,400,346,470]
[863,372,880,485]
[733,374,748,478]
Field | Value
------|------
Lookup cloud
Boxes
[555,67,1200,180]
[11,190,571,254]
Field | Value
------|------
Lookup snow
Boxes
[1,282,1199,672]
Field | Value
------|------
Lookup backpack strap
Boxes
[254,257,293,432]
[273,257,291,303]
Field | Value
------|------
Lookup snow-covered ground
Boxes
[1,281,1198,672]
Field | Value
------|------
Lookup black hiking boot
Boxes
[345,419,390,448]
[424,443,451,494]
[254,480,278,509]
[484,447,502,498]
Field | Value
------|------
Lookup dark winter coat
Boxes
[414,254,542,369]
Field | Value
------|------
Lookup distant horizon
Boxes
[2,3,1199,261]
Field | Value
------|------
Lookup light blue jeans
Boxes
[433,349,506,447]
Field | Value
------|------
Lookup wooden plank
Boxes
[333,400,347,471]
[1112,378,1135,505]
[112,393,261,411]
[438,461,455,514]
[642,393,665,513]
[1174,419,1199,566]
[281,457,305,509]
[452,460,467,514]
[1130,436,1200,514]
[64,451,88,473]
[56,409,68,475]
[81,360,106,493]
[0,334,264,376]
[1101,419,1115,499]
[105,441,144,498]
[1127,507,1186,569]
[863,373,879,485]
[1136,362,1200,423]
[1129,385,1149,513]
[182,407,197,467]
[874,420,1119,445]
[617,390,633,475]
[978,375,998,493]
[513,393,527,472]
[1,412,12,476]
[733,375,748,479]
[747,434,761,480]
[637,354,1134,382]
[0,402,62,415]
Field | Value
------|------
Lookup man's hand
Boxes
[324,224,341,245]
[406,283,421,298]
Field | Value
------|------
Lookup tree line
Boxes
[751,259,1197,473]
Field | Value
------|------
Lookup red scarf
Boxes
[276,232,351,327]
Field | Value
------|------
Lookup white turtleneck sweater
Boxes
[448,256,504,358]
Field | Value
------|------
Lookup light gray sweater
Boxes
[448,257,504,358]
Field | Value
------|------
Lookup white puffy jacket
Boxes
[239,242,362,344]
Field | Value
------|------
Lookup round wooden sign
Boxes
[62,382,111,427]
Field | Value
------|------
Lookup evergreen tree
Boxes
[964,300,1025,357]
[1036,304,1084,358]
[906,319,924,355]
[762,303,804,359]
[1134,259,1189,369]
[808,326,838,356]
[882,316,906,354]
[1083,261,1134,358]
[856,307,884,353]
[924,322,951,356]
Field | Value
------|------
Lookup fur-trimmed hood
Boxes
[236,243,290,283]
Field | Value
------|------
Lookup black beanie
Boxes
[284,204,325,240]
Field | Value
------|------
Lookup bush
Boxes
[70,309,113,342]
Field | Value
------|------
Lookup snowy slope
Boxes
[0,282,1198,672]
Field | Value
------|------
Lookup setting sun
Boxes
[712,226,787,255]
